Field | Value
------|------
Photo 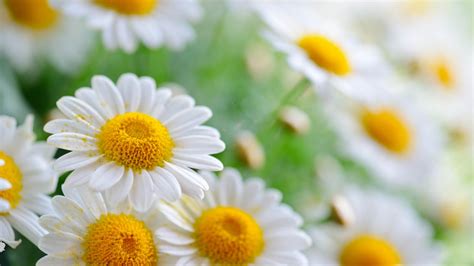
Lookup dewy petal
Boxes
[89,162,124,191]
[130,171,155,212]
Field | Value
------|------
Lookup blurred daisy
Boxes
[157,168,311,265]
[51,0,202,53]
[307,188,443,265]
[37,186,165,265]
[0,115,58,249]
[0,0,92,74]
[44,73,225,212]
[325,88,442,188]
[259,3,389,96]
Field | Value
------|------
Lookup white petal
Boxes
[63,165,96,188]
[115,19,137,53]
[105,168,133,206]
[159,202,194,232]
[138,78,159,114]
[39,232,83,257]
[56,96,105,129]
[165,107,212,134]
[0,178,12,191]
[160,244,197,256]
[51,196,90,230]
[54,152,101,172]
[265,230,311,251]
[130,171,155,212]
[21,194,53,215]
[174,136,225,154]
[92,75,125,116]
[7,208,47,245]
[47,133,97,151]
[44,119,98,136]
[155,227,194,245]
[0,217,20,248]
[165,163,209,190]
[172,125,220,139]
[0,199,10,212]
[172,153,223,171]
[150,168,182,202]
[217,168,243,206]
[157,95,195,121]
[37,256,78,266]
[117,73,141,112]
[89,162,124,191]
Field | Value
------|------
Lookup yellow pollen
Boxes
[97,112,174,171]
[340,235,402,266]
[298,34,351,76]
[0,151,22,215]
[82,213,157,265]
[360,108,412,154]
[194,207,264,265]
[4,0,59,30]
[94,0,157,15]
[431,59,455,89]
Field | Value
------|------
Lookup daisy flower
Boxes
[0,0,92,74]
[0,115,58,249]
[44,73,225,212]
[324,88,442,188]
[157,168,311,265]
[258,2,389,96]
[37,186,167,265]
[307,188,443,265]
[51,0,202,53]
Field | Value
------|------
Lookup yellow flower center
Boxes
[82,213,157,265]
[4,0,59,30]
[97,112,174,171]
[297,34,351,76]
[360,108,412,154]
[94,0,157,15]
[340,235,402,266]
[194,207,264,265]
[0,151,23,215]
[431,59,455,89]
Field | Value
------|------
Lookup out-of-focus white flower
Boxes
[0,115,58,249]
[0,0,92,74]
[44,73,225,212]
[324,87,442,189]
[158,168,311,265]
[307,188,443,265]
[258,2,390,97]
[51,0,202,53]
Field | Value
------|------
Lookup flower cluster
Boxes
[0,0,471,265]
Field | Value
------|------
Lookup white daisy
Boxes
[307,188,443,265]
[51,0,202,53]
[157,168,311,265]
[0,115,58,249]
[258,2,389,96]
[0,0,92,74]
[37,185,166,265]
[44,73,225,212]
[324,88,442,188]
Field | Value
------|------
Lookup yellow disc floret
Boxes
[298,34,352,76]
[4,0,59,30]
[82,213,157,265]
[340,235,402,266]
[94,0,157,15]
[0,151,23,214]
[360,108,412,154]
[97,112,174,171]
[194,207,264,265]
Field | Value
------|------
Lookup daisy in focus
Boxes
[37,186,165,265]
[51,0,202,53]
[324,88,442,188]
[0,115,57,249]
[0,0,92,74]
[307,188,443,265]
[157,168,311,265]
[45,73,225,212]
[258,3,389,96]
